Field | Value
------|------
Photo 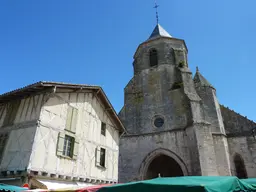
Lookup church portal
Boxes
[145,154,184,179]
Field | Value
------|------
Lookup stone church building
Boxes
[118,24,256,182]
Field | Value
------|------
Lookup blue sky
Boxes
[0,0,256,121]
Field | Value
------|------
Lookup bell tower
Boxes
[119,24,191,135]
[133,24,188,75]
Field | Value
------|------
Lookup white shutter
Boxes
[65,106,73,131]
[71,108,78,133]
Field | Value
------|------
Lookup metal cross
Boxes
[153,0,159,24]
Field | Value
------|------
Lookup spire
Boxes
[153,0,159,24]
[194,67,215,89]
[148,24,172,40]
[147,1,172,41]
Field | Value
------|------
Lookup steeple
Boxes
[148,24,172,40]
[133,23,187,74]
[194,67,215,89]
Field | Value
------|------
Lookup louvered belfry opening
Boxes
[149,49,158,67]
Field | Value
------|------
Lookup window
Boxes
[100,148,106,167]
[56,132,79,160]
[56,105,79,159]
[149,49,158,67]
[0,134,8,163]
[154,117,164,128]
[3,100,20,127]
[101,122,106,136]
[234,154,247,179]
[63,135,74,158]
[170,48,176,64]
[65,106,78,133]
[95,147,106,168]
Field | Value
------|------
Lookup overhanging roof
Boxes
[0,81,125,133]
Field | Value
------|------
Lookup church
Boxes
[118,23,256,182]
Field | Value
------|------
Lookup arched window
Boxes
[149,49,158,67]
[234,154,247,179]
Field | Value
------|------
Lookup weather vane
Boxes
[153,0,159,24]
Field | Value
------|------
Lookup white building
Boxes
[0,81,124,189]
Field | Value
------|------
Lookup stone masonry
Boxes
[118,24,256,182]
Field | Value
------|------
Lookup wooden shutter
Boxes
[95,146,101,166]
[65,106,73,131]
[72,137,79,160]
[71,108,78,133]
[56,132,65,156]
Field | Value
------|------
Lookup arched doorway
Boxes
[234,153,247,179]
[146,154,184,179]
[139,148,188,180]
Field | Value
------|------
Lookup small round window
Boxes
[154,117,164,128]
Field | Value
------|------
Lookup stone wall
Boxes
[221,105,256,177]
[118,130,191,183]
[228,136,256,177]
[122,62,192,135]
[195,87,225,133]
[212,134,232,175]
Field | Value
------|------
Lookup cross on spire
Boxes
[153,0,159,24]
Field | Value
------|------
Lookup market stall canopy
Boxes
[23,184,114,192]
[40,186,82,192]
[241,178,256,187]
[76,184,113,192]
[97,176,256,192]
[23,190,47,192]
[0,183,28,192]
